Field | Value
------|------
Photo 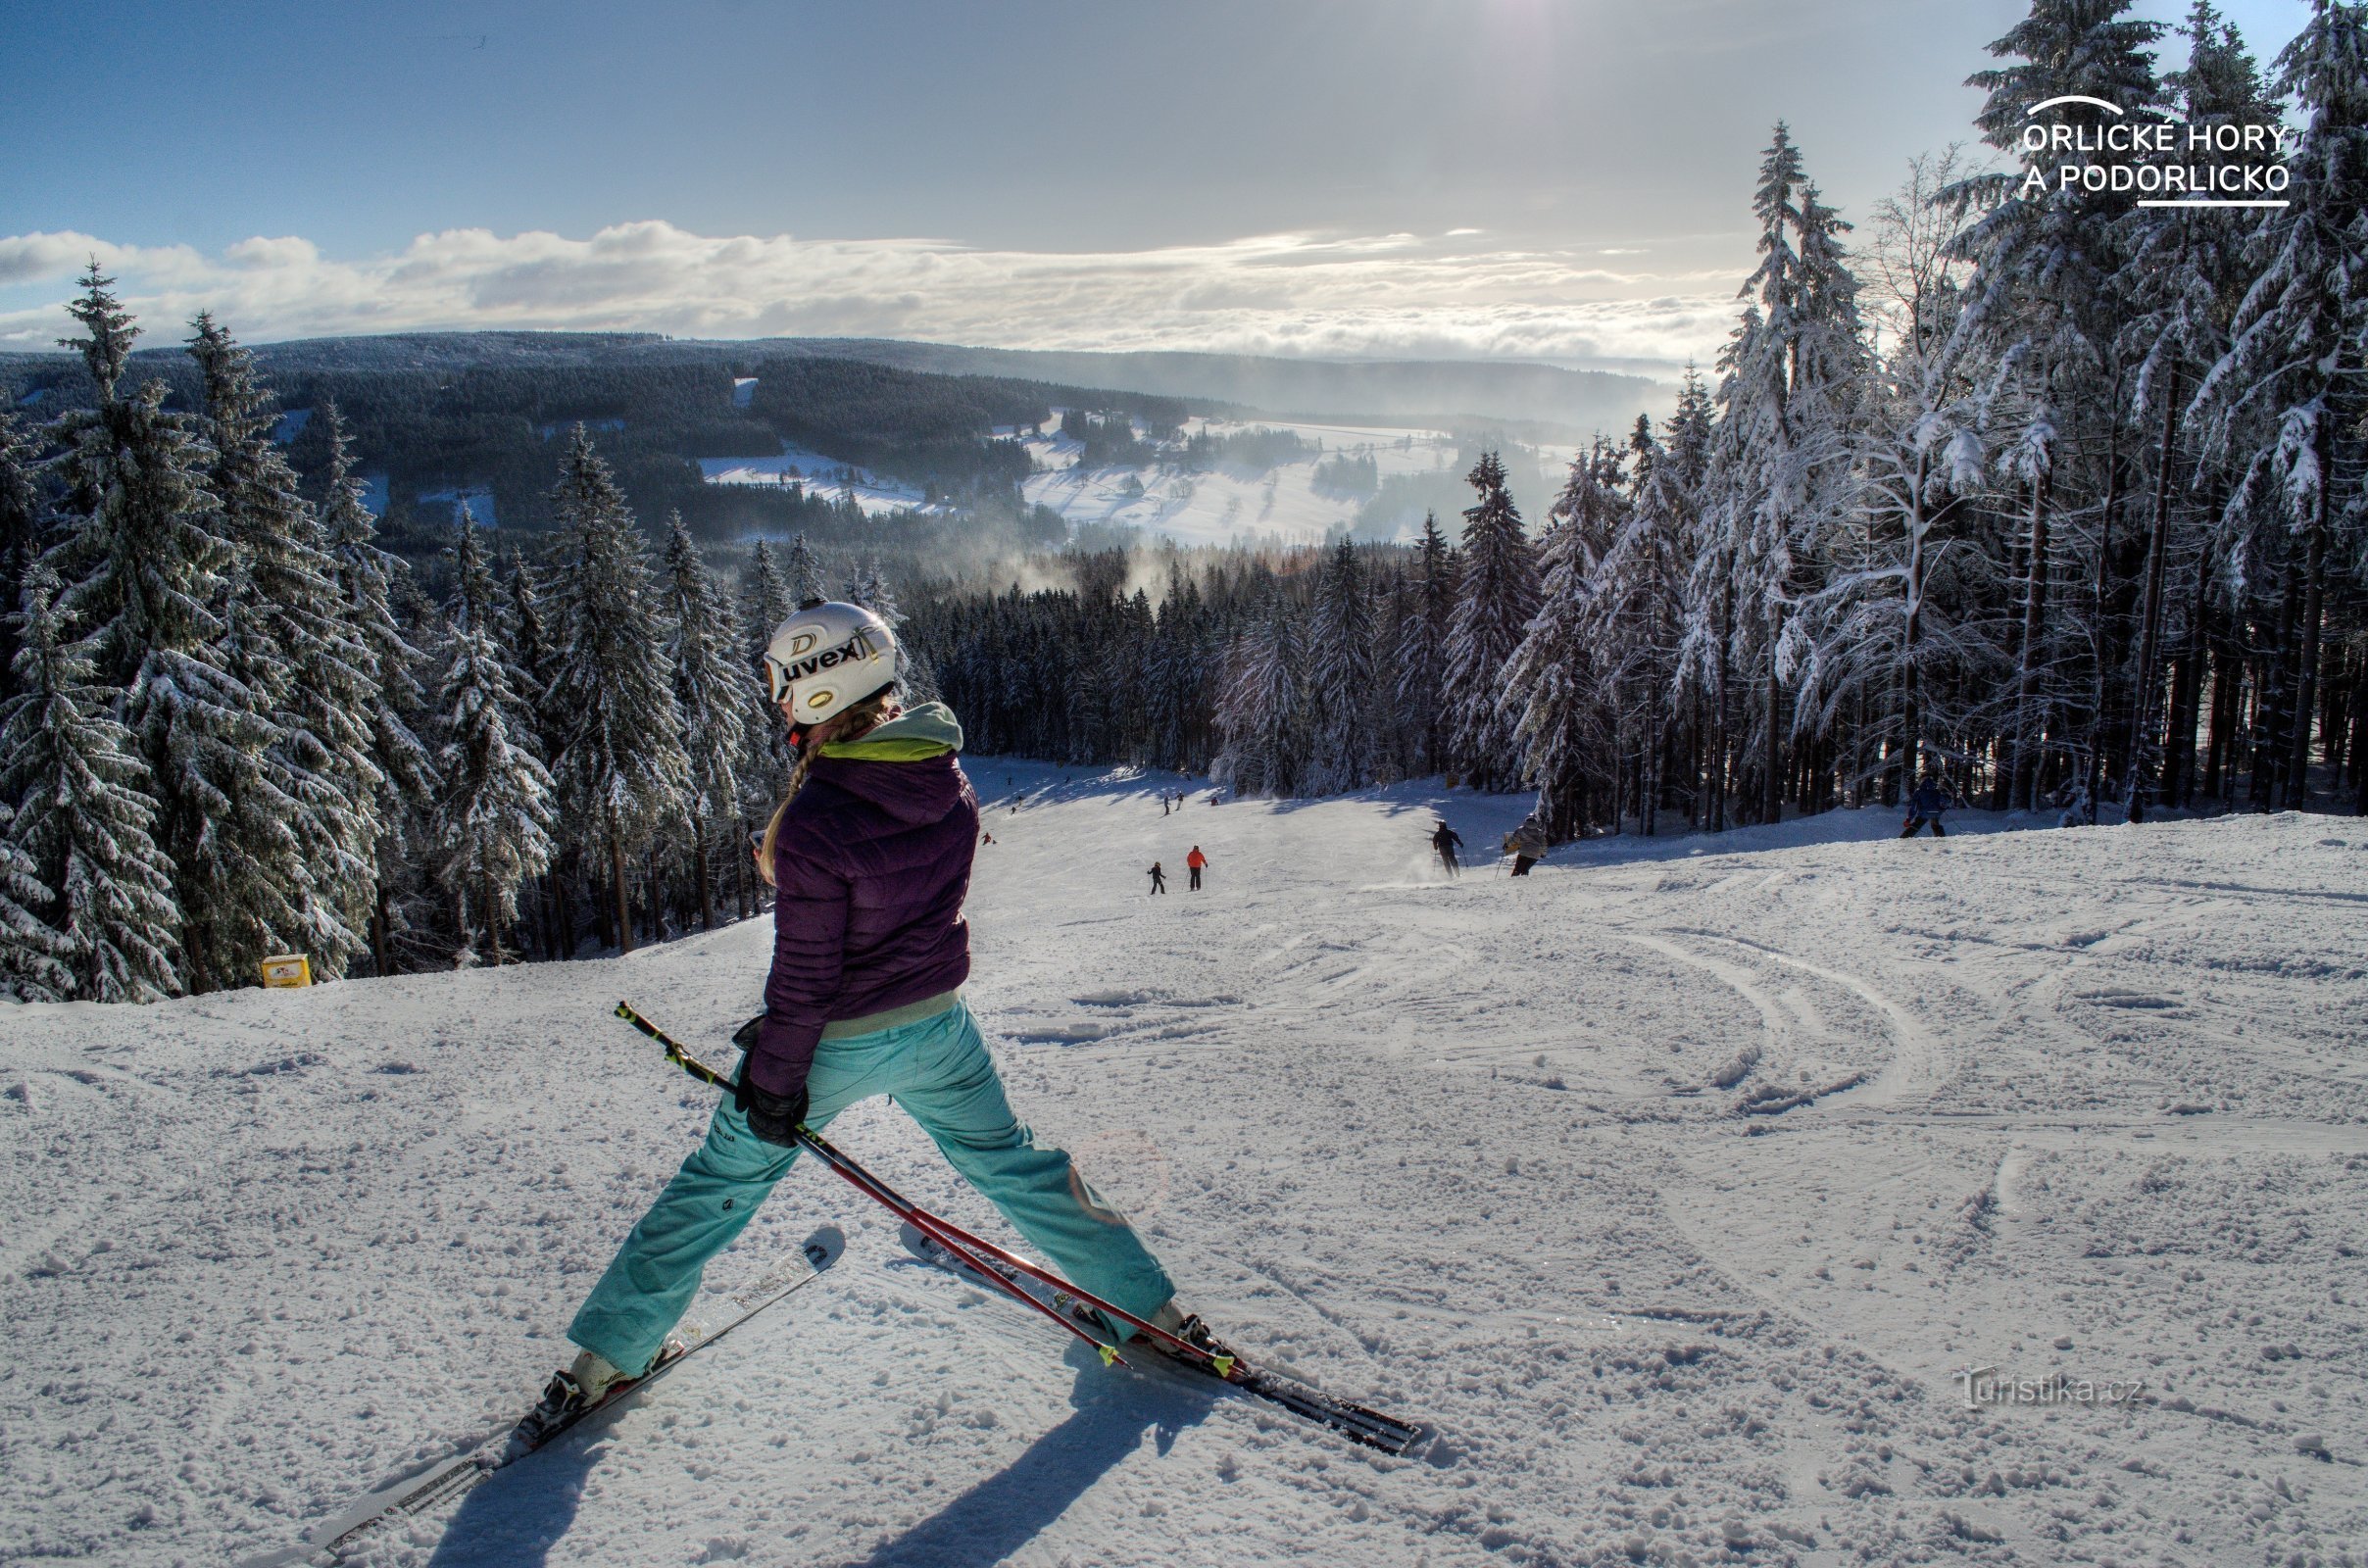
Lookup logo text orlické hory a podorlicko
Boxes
[2019,93,2293,208]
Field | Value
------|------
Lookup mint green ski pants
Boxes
[568,999,1175,1375]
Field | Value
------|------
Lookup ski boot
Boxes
[506,1342,675,1457]
[1134,1300,1237,1369]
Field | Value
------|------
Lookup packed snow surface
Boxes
[5,771,2366,1566]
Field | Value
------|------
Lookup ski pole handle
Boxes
[614,1000,732,1087]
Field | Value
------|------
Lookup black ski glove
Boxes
[730,1012,807,1148]
[736,1073,808,1148]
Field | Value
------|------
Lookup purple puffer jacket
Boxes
[749,707,979,1098]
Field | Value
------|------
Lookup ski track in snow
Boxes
[4,776,2366,1566]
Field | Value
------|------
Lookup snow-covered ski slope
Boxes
[6,768,2365,1567]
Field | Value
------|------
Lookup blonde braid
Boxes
[756,691,897,888]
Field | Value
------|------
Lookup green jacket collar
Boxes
[817,702,964,760]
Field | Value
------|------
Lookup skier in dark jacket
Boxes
[1148,860,1167,894]
[549,602,1216,1418]
[1901,774,1954,838]
[1431,819,1464,875]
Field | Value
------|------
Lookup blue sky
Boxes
[0,0,2315,367]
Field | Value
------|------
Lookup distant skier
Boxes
[539,602,1220,1432]
[1148,860,1167,894]
[1186,846,1208,890]
[1901,773,1954,838]
[1162,795,1171,816]
[1431,819,1464,875]
[1504,810,1549,875]
[980,830,994,845]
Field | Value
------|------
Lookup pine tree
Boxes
[661,514,749,930]
[1394,512,1454,775]
[319,402,437,973]
[0,567,180,1001]
[1949,3,2166,807]
[736,540,796,871]
[0,797,70,1003]
[2191,0,2368,808]
[190,314,379,977]
[1442,452,1539,791]
[42,270,308,992]
[1306,537,1375,793]
[0,411,46,706]
[784,530,825,605]
[544,427,689,955]
[1212,591,1307,797]
[430,512,555,963]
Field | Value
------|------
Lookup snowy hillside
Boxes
[1012,417,1579,548]
[6,773,2365,1566]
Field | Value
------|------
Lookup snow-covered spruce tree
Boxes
[1211,590,1307,798]
[2191,0,2368,808]
[783,530,825,606]
[733,540,795,912]
[0,411,47,706]
[2136,3,2281,808]
[1501,466,1606,836]
[429,512,555,964]
[42,269,307,993]
[319,402,437,973]
[1305,537,1375,793]
[661,514,748,930]
[1703,125,1869,826]
[1792,149,2001,802]
[1394,512,1454,777]
[499,545,570,954]
[543,426,688,955]
[1947,2,2165,808]
[0,566,179,1002]
[1442,452,1539,792]
[0,797,70,1003]
[189,315,378,977]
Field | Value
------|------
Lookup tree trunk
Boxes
[733,814,750,921]
[371,874,391,978]
[695,819,715,931]
[2206,652,2238,802]
[2013,468,2053,811]
[611,827,634,956]
[2129,372,2178,818]
[2285,509,2330,809]
[1900,454,1928,793]
[1712,575,1735,833]
[647,844,664,945]
[1762,617,1783,827]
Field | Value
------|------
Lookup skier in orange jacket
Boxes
[1186,846,1209,891]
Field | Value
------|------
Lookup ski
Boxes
[897,1222,1424,1456]
[235,1224,843,1568]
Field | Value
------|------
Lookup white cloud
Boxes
[0,220,1741,368]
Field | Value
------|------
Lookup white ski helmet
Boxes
[763,600,898,728]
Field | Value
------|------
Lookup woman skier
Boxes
[544,601,1217,1419]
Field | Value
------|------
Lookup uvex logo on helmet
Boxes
[764,601,899,725]
[772,631,875,691]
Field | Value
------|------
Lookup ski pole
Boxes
[612,1002,1129,1365]
[616,1002,1235,1374]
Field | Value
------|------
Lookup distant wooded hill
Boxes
[0,332,1660,554]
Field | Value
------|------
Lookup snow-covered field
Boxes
[1016,417,1470,548]
[5,770,2365,1566]
[700,446,944,517]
